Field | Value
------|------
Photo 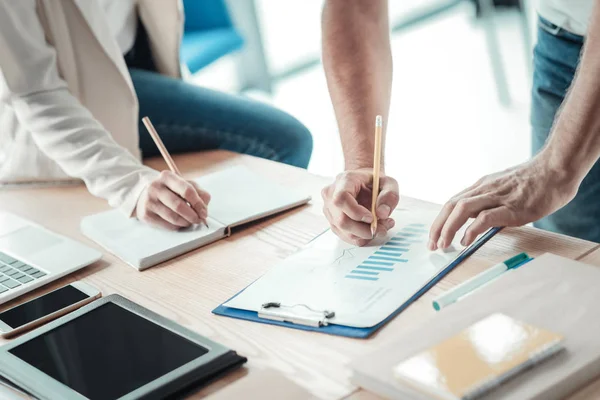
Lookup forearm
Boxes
[542,3,600,183]
[321,0,392,171]
[13,89,158,215]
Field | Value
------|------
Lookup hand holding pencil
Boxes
[321,115,400,246]
[134,117,211,231]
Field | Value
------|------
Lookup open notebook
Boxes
[81,166,311,270]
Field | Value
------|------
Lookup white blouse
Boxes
[97,0,138,54]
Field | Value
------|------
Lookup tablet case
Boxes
[212,227,501,338]
[0,295,247,400]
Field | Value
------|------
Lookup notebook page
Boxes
[195,166,310,228]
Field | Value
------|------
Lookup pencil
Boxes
[371,115,383,238]
[142,116,208,228]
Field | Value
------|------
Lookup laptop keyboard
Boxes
[0,252,47,294]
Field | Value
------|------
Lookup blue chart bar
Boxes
[408,223,426,228]
[380,246,408,253]
[376,251,403,258]
[396,232,418,238]
[404,227,428,234]
[370,256,408,263]
[385,241,409,247]
[350,270,379,276]
[346,275,378,281]
[392,238,421,244]
[362,260,394,266]
[358,265,394,271]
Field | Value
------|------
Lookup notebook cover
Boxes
[393,313,564,400]
[212,228,500,338]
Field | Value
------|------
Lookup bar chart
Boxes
[345,223,427,282]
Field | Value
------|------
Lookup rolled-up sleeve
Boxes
[0,0,158,216]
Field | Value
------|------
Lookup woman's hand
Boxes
[135,171,211,230]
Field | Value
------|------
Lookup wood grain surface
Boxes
[0,150,598,399]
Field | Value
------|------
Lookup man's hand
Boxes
[428,155,579,250]
[322,169,400,246]
[135,171,211,230]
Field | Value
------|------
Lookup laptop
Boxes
[0,212,101,305]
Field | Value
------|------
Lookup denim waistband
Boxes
[538,15,584,43]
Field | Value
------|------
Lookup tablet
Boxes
[0,294,246,399]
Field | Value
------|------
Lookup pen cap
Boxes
[504,252,530,269]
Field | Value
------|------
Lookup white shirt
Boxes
[0,0,183,216]
[98,0,138,54]
[537,0,594,36]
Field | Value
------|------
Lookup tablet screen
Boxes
[9,302,208,400]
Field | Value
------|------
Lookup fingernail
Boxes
[428,239,436,250]
[361,215,373,223]
[438,238,446,249]
[377,205,391,219]
[461,236,467,246]
[386,219,395,229]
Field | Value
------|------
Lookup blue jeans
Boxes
[531,17,600,242]
[131,69,312,168]
[125,19,312,168]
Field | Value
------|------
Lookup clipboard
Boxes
[213,227,502,339]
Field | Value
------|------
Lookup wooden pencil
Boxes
[142,116,208,228]
[142,117,181,175]
[371,115,383,238]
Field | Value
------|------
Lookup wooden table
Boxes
[1,150,599,400]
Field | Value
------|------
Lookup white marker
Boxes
[432,252,530,311]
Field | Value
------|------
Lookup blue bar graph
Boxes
[357,265,394,271]
[380,246,408,253]
[370,256,408,263]
[343,223,432,282]
[349,270,379,276]
[346,275,378,281]
[362,260,394,266]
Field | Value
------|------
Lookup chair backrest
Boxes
[183,0,234,33]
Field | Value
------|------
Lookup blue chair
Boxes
[181,0,245,74]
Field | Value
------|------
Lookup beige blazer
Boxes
[0,0,183,215]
